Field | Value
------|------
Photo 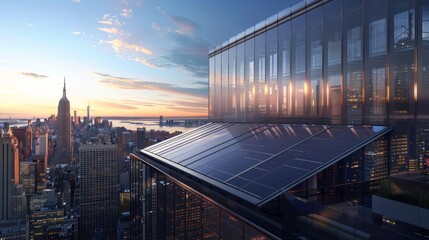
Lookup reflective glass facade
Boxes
[130,154,270,240]
[209,0,429,173]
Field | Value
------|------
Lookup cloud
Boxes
[71,0,81,2]
[162,32,209,78]
[97,14,123,26]
[99,39,152,55]
[92,100,138,110]
[93,72,207,100]
[173,100,207,109]
[120,9,133,18]
[20,72,48,79]
[190,80,208,86]
[171,16,200,36]
[72,31,84,35]
[167,106,207,114]
[151,16,209,78]
[132,57,174,69]
[25,22,35,28]
[98,27,120,35]
[156,6,166,15]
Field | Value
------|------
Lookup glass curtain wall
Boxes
[417,0,429,171]
[255,33,266,117]
[237,43,245,121]
[278,21,292,117]
[228,46,237,120]
[292,15,306,117]
[142,166,269,240]
[364,0,388,124]
[343,0,363,123]
[307,7,323,117]
[245,38,255,120]
[266,28,278,116]
[324,0,342,123]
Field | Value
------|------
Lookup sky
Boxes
[0,0,294,118]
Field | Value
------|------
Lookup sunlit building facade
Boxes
[208,0,429,173]
[55,80,72,164]
[131,0,429,239]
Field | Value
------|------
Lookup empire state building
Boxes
[56,79,71,164]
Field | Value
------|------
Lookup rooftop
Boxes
[142,122,391,206]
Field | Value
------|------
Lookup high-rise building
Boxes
[0,124,19,221]
[136,128,146,151]
[87,103,90,124]
[79,143,118,239]
[55,79,71,164]
[73,110,78,125]
[20,161,37,195]
[131,0,429,239]
[12,125,32,162]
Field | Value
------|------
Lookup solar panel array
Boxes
[143,123,390,206]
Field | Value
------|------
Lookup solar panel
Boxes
[141,123,391,206]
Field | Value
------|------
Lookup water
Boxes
[0,117,207,133]
[110,119,189,132]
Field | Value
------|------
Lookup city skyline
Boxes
[0,0,293,118]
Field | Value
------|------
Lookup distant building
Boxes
[0,220,27,239]
[20,161,37,195]
[79,143,118,239]
[12,126,32,162]
[1,124,20,221]
[136,128,146,151]
[29,207,64,240]
[87,103,90,124]
[55,79,72,164]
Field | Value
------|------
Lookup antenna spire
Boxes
[62,76,67,98]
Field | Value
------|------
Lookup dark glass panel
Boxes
[165,177,174,240]
[201,199,220,239]
[307,8,323,116]
[343,0,363,122]
[157,174,166,239]
[228,46,237,120]
[245,38,255,120]
[255,33,267,116]
[390,0,415,117]
[278,21,292,116]
[324,0,342,122]
[266,28,278,116]
[174,184,186,239]
[364,0,388,124]
[222,50,229,121]
[220,211,244,239]
[214,54,222,120]
[292,14,306,116]
[209,57,214,120]
[185,190,201,238]
[237,43,245,120]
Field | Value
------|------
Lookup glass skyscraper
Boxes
[131,0,429,239]
[209,0,429,173]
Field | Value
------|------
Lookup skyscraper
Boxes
[56,78,71,164]
[131,0,429,239]
[87,103,90,124]
[79,143,118,239]
[0,124,19,221]
[136,128,146,151]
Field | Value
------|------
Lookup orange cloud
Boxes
[100,39,152,55]
[98,27,120,34]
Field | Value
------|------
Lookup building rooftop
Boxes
[142,123,391,206]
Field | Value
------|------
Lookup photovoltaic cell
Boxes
[141,123,391,206]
